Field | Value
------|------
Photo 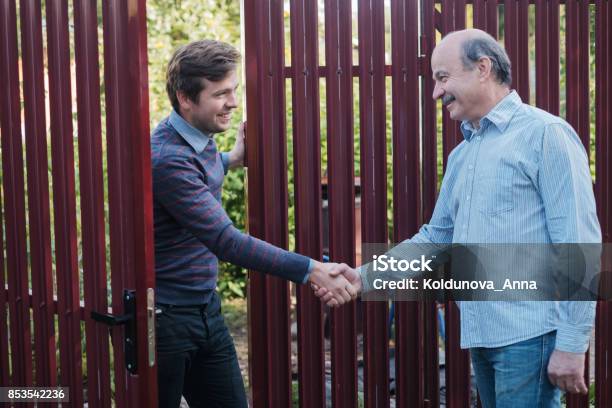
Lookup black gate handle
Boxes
[90,289,138,374]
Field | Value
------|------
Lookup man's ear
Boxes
[477,56,493,82]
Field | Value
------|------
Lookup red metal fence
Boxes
[1,0,611,407]
[244,1,612,407]
[0,0,155,406]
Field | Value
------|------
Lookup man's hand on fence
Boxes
[228,121,246,169]
[308,261,358,307]
[547,349,588,395]
[311,265,362,307]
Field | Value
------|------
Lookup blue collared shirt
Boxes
[362,91,600,352]
[168,109,231,173]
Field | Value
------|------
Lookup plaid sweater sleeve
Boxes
[153,153,310,283]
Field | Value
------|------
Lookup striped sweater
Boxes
[151,111,310,305]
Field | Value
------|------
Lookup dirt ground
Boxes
[222,298,250,385]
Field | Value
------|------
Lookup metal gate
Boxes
[244,0,612,407]
[0,0,156,406]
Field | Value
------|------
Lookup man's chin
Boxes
[448,109,463,121]
[214,123,232,133]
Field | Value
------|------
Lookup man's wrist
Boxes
[302,259,315,284]
[227,149,244,169]
[357,265,370,293]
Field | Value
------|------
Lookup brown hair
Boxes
[166,40,240,112]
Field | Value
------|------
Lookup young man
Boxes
[151,40,357,408]
[320,29,600,407]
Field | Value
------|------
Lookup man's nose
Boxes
[226,91,238,108]
[432,83,444,100]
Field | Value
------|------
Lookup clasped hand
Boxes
[308,261,362,307]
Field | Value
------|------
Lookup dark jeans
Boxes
[156,292,247,408]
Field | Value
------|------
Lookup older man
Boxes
[320,29,600,407]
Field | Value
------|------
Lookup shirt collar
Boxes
[460,90,522,141]
[168,109,211,154]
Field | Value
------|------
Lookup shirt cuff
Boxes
[357,264,371,293]
[302,259,314,284]
[220,152,230,175]
[555,323,592,353]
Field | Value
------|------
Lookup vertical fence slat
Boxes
[437,3,470,408]
[440,0,463,163]
[487,0,499,39]
[564,2,593,407]
[517,0,530,101]
[473,0,500,38]
[0,0,32,389]
[443,3,471,405]
[357,0,389,406]
[421,2,438,406]
[20,0,57,388]
[473,0,485,32]
[245,0,293,406]
[73,0,112,405]
[103,0,156,405]
[123,1,157,405]
[46,0,83,404]
[444,299,471,408]
[504,0,518,78]
[549,0,560,116]
[289,0,326,406]
[103,1,138,405]
[391,0,423,405]
[439,8,461,408]
[595,1,611,407]
[323,1,359,407]
[535,0,560,115]
[504,0,529,100]
[596,301,612,408]
[0,203,7,387]
[472,0,499,38]
[422,0,437,223]
[566,0,592,152]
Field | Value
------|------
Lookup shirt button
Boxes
[476,136,482,141]
[466,195,470,201]
[468,164,474,170]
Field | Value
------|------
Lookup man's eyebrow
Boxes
[433,70,449,80]
[213,85,238,94]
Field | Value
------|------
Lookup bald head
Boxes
[434,29,512,87]
[430,29,512,124]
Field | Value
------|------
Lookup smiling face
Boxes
[431,36,487,124]
[177,70,239,135]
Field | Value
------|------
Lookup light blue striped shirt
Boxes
[364,91,601,353]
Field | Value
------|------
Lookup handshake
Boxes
[308,260,362,307]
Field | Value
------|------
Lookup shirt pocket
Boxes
[477,166,515,216]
